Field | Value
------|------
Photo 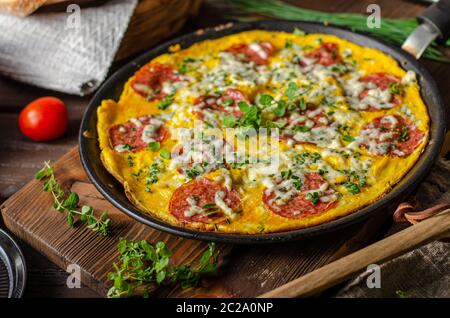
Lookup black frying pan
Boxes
[79,20,446,243]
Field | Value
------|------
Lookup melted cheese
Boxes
[97,30,429,234]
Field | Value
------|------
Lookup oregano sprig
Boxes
[35,162,111,236]
[107,239,218,298]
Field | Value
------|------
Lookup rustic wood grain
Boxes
[0,0,449,298]
[0,147,394,297]
[260,209,450,298]
[0,147,231,296]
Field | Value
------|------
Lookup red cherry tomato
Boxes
[18,97,68,142]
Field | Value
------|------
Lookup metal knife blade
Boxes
[402,23,440,59]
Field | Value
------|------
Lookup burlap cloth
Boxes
[0,0,138,95]
[336,157,450,298]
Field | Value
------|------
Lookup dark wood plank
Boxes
[0,148,231,296]
[0,0,449,298]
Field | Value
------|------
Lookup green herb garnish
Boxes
[148,141,161,152]
[158,94,174,110]
[344,182,360,195]
[35,162,110,235]
[307,192,320,205]
[223,115,237,128]
[160,149,171,160]
[107,239,218,297]
[343,135,355,142]
[398,125,409,142]
[285,82,298,100]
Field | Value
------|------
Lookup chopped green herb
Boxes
[298,97,307,111]
[398,125,409,142]
[160,149,171,160]
[126,155,134,167]
[389,82,403,95]
[186,164,204,179]
[147,163,160,185]
[273,101,286,117]
[223,115,236,128]
[343,135,355,142]
[285,82,298,100]
[259,94,273,107]
[284,40,293,48]
[344,182,360,195]
[158,94,174,110]
[281,170,292,180]
[293,125,310,133]
[148,141,160,152]
[307,192,320,205]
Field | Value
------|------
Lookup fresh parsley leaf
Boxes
[343,135,355,142]
[223,115,236,128]
[285,82,298,100]
[259,94,273,107]
[273,101,286,117]
[160,149,171,160]
[148,141,161,152]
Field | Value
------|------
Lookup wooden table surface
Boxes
[0,0,449,298]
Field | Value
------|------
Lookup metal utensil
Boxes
[402,0,450,58]
[0,229,26,298]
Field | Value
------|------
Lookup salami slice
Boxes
[263,173,337,219]
[227,42,275,65]
[305,43,342,66]
[131,63,179,100]
[193,88,247,120]
[169,178,241,224]
[359,73,403,111]
[359,115,424,157]
[109,115,167,153]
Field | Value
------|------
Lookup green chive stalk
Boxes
[228,0,450,63]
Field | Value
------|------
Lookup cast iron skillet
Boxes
[79,20,446,243]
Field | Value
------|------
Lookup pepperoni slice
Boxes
[360,115,424,157]
[109,115,167,153]
[263,173,337,219]
[131,63,179,100]
[227,42,275,65]
[305,43,342,66]
[193,88,247,120]
[169,178,241,224]
[359,73,402,111]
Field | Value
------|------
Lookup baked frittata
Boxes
[96,30,429,234]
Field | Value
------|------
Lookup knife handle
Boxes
[418,0,450,43]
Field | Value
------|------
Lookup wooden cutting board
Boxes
[0,147,392,297]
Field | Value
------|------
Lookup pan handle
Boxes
[418,0,450,43]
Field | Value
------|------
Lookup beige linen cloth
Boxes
[0,0,138,95]
[336,157,450,298]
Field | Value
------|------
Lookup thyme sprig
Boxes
[35,162,110,236]
[107,239,218,298]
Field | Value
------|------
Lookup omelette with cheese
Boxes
[96,30,429,234]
